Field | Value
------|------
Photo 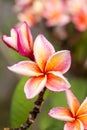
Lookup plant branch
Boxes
[5,87,46,130]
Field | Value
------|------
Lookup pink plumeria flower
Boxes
[2,22,34,60]
[72,9,87,31]
[14,0,32,12]
[8,34,71,99]
[43,0,70,27]
[15,0,45,27]
[66,0,87,31]
[66,0,85,15]
[49,89,87,130]
[18,10,38,27]
[15,0,32,7]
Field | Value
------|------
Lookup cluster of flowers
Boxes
[2,22,87,130]
[14,0,87,31]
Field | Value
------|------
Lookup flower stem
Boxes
[5,87,46,130]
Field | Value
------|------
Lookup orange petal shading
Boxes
[48,107,74,121]
[78,115,87,129]
[34,34,55,71]
[72,10,87,31]
[64,119,84,130]
[45,50,71,73]
[46,73,70,92]
[18,22,33,52]
[65,89,80,116]
[24,75,47,99]
[8,61,42,76]
[77,97,87,116]
[17,22,34,58]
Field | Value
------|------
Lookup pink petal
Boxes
[76,97,87,116]
[78,115,87,129]
[46,14,70,27]
[2,28,18,50]
[24,75,47,99]
[48,107,74,121]
[34,34,55,71]
[17,22,34,59]
[46,72,70,92]
[72,11,87,31]
[45,50,71,73]
[65,89,80,117]
[64,119,84,130]
[8,61,42,76]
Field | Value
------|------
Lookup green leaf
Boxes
[10,50,29,61]
[69,77,87,102]
[72,30,87,62]
[45,121,64,130]
[10,77,37,129]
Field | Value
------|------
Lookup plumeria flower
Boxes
[13,0,32,12]
[2,22,34,60]
[66,0,85,15]
[49,89,87,130]
[15,0,45,27]
[17,10,38,27]
[8,34,71,99]
[72,9,87,31]
[66,0,87,31]
[43,0,70,27]
[15,0,32,7]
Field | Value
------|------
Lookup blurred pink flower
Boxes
[2,22,34,60]
[66,0,85,14]
[66,0,87,31]
[8,34,71,99]
[14,0,32,12]
[13,0,87,31]
[49,89,87,130]
[72,9,87,31]
[15,0,45,26]
[43,0,70,26]
[15,0,32,6]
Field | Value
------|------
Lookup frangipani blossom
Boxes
[13,0,32,12]
[13,0,87,32]
[66,0,85,14]
[49,89,87,130]
[16,0,45,26]
[15,0,32,7]
[8,34,71,99]
[2,22,34,60]
[43,0,70,26]
[66,0,87,31]
[72,10,87,31]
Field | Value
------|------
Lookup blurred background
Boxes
[0,0,19,129]
[1,0,87,130]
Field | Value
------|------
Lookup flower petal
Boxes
[17,22,34,59]
[2,28,18,50]
[8,61,42,76]
[45,50,71,74]
[65,89,80,117]
[24,75,47,99]
[46,72,70,92]
[34,34,55,71]
[72,10,87,31]
[78,114,87,129]
[77,97,87,116]
[64,119,84,130]
[48,107,74,121]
